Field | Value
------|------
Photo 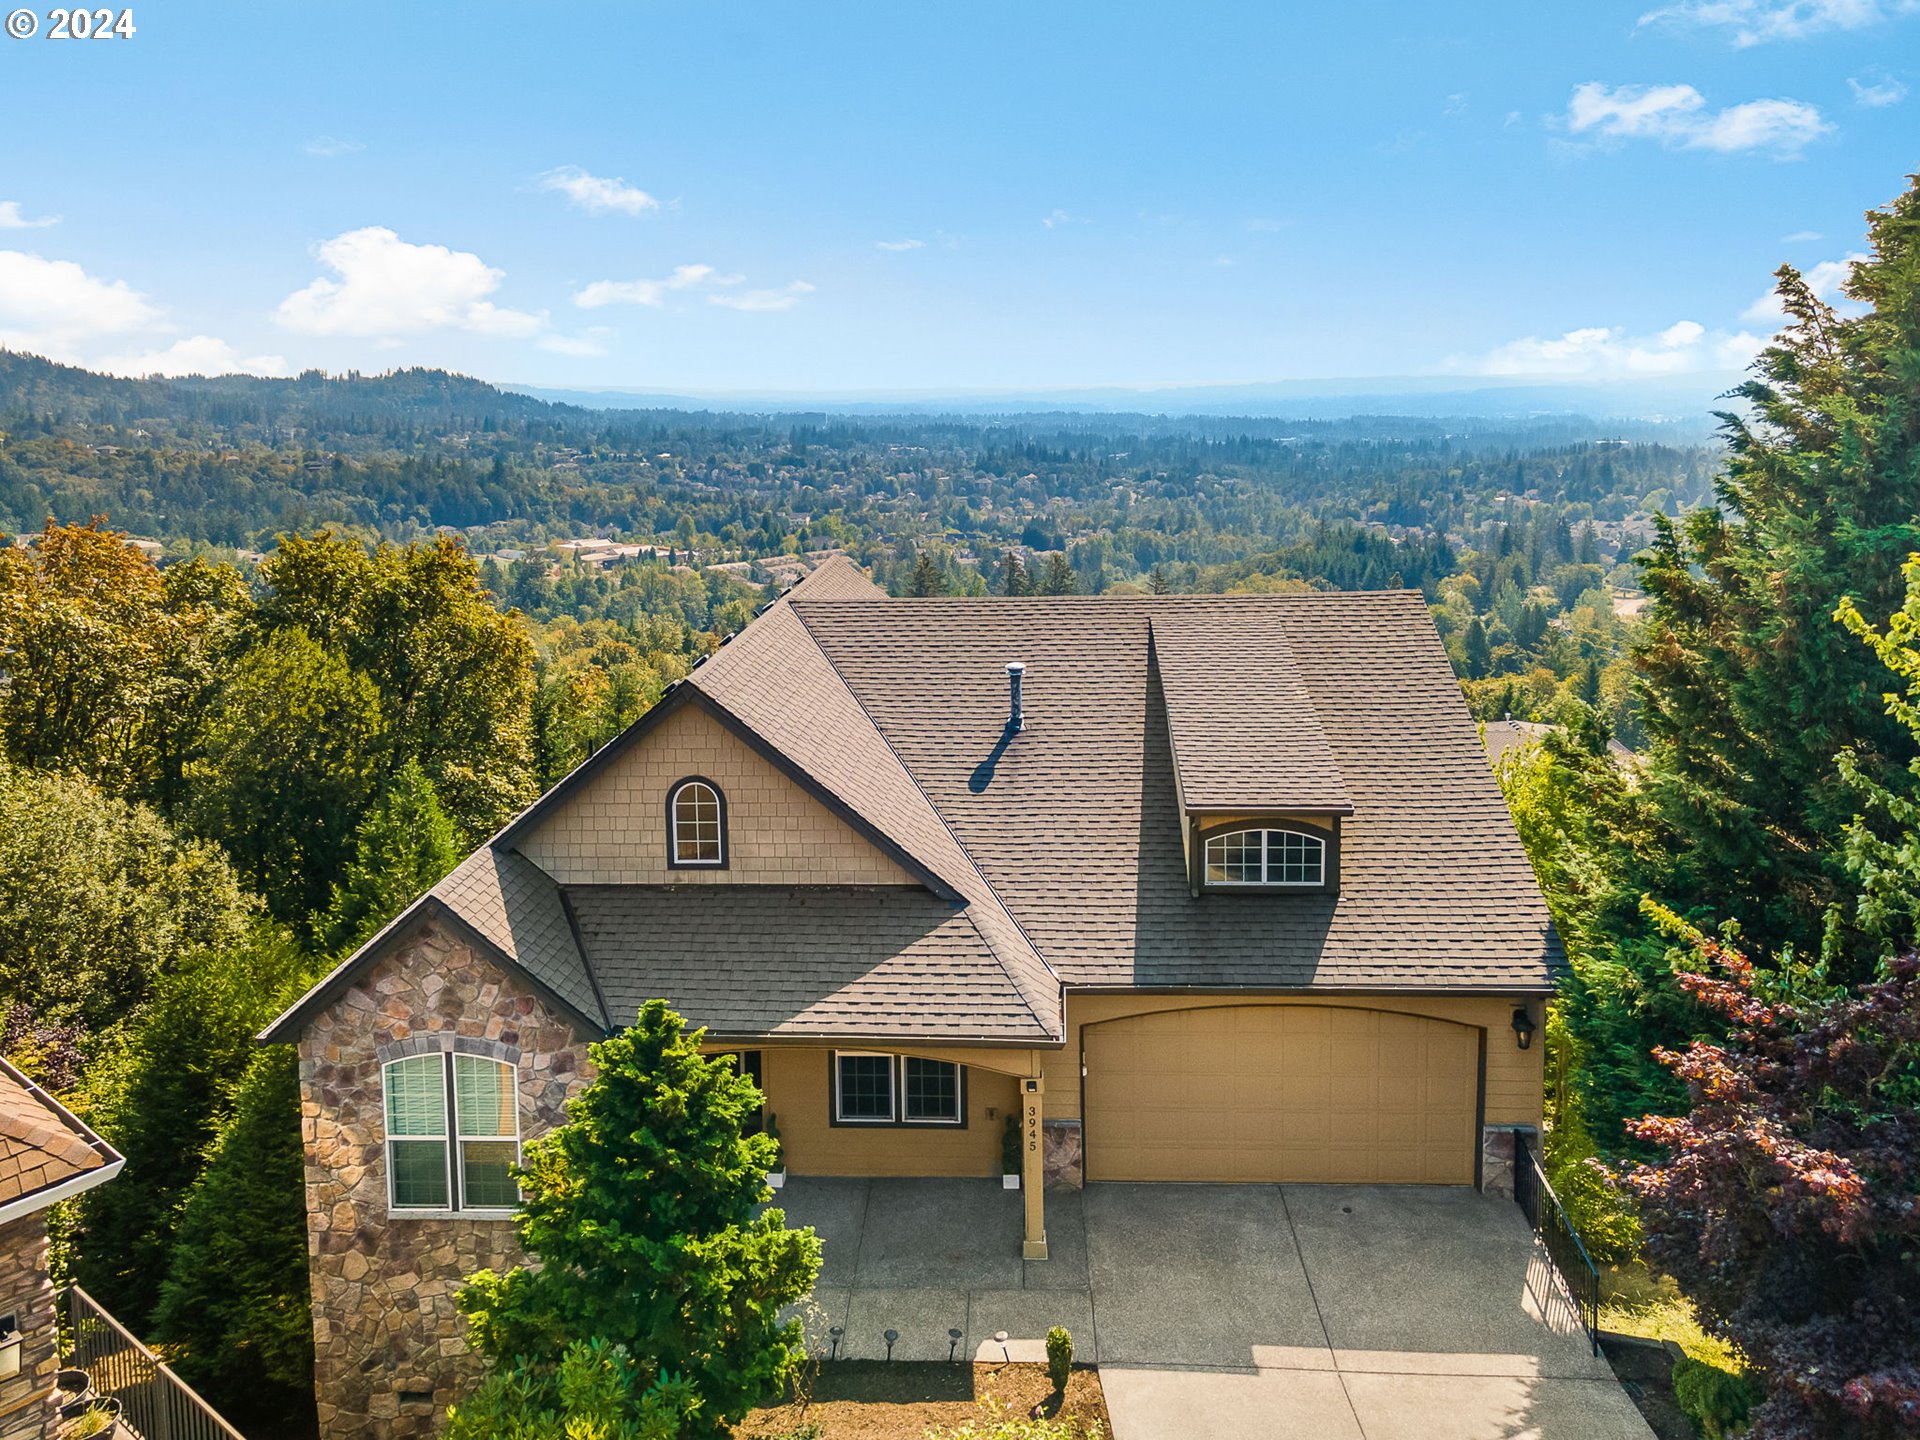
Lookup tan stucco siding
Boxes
[519,703,918,886]
[1056,991,1544,1131]
[753,1046,1020,1178]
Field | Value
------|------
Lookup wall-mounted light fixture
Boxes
[1511,1007,1537,1051]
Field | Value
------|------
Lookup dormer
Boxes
[1147,613,1353,898]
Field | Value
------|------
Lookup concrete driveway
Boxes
[770,1178,1653,1440]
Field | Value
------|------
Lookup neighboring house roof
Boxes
[1482,718,1638,771]
[265,558,1562,1049]
[0,1056,123,1225]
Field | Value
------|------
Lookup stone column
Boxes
[1019,1077,1047,1260]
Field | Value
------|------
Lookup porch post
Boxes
[1020,1076,1047,1260]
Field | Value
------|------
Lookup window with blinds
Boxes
[383,1052,520,1213]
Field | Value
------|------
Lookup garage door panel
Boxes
[1084,1005,1480,1185]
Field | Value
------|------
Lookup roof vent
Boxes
[1006,661,1026,732]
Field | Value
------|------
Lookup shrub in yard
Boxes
[447,1338,696,1440]
[1002,1112,1021,1174]
[929,1402,1105,1440]
[1543,1104,1641,1265]
[1045,1327,1072,1391]
[1672,1355,1756,1439]
[456,999,821,1436]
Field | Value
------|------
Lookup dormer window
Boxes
[668,778,726,868]
[1204,827,1325,887]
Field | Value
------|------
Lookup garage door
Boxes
[1083,1005,1480,1184]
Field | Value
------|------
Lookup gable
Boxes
[515,701,921,887]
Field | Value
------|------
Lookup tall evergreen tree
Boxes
[1628,176,1920,967]
[1037,552,1078,595]
[1000,551,1031,597]
[317,760,460,955]
[905,549,949,597]
[152,1047,314,1433]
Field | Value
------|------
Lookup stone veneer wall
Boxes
[0,1212,55,1440]
[298,921,593,1440]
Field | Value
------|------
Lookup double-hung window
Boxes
[832,1052,965,1126]
[384,1052,520,1214]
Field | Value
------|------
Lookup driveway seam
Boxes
[1278,1184,1369,1440]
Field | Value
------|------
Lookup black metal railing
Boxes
[1513,1131,1602,1355]
[59,1284,248,1440]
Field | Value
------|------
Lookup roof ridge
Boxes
[786,601,1062,1037]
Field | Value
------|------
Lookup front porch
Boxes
[768,1178,1655,1439]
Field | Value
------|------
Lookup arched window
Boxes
[1203,827,1325,888]
[668,778,726,867]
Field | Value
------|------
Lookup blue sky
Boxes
[0,0,1911,393]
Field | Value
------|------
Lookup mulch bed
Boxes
[1600,1332,1692,1440]
[737,1360,1109,1438]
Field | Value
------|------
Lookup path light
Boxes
[994,1330,1010,1364]
[828,1325,842,1361]
[884,1328,898,1362]
[1511,1006,1536,1051]
[948,1327,962,1363]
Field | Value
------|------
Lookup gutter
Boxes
[0,1156,125,1227]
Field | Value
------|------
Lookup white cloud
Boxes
[304,136,364,158]
[0,250,162,360]
[1042,209,1073,229]
[1781,229,1824,241]
[1637,0,1915,45]
[1451,320,1763,377]
[275,227,543,339]
[708,280,815,313]
[573,264,718,309]
[1848,73,1908,106]
[1564,82,1829,155]
[98,336,287,378]
[1742,252,1867,321]
[536,332,610,357]
[536,165,659,216]
[876,238,925,251]
[0,202,59,230]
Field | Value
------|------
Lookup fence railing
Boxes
[58,1284,247,1440]
[1513,1131,1602,1355]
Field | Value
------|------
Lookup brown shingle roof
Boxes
[790,592,1561,993]
[0,1057,121,1216]
[265,570,1560,1049]
[1149,611,1352,814]
[571,885,1047,1041]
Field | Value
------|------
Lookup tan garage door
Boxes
[1083,1005,1480,1184]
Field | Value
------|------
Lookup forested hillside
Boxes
[0,348,1719,754]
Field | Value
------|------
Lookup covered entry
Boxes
[1081,1004,1480,1184]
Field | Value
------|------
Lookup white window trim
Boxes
[901,1055,965,1126]
[832,1052,966,1127]
[382,1053,522,1219]
[1203,827,1327,888]
[833,1050,897,1125]
[669,779,726,867]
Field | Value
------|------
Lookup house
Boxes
[0,1059,123,1440]
[262,556,1562,1438]
[1482,717,1638,770]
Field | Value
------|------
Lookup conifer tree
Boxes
[317,759,460,955]
[456,1001,820,1435]
[1000,551,1031,597]
[1628,175,1920,967]
[906,549,949,597]
[1037,552,1077,595]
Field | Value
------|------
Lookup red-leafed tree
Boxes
[1623,905,1920,1440]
